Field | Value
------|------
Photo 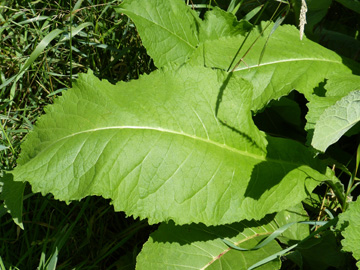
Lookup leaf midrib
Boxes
[201,231,275,269]
[47,126,264,161]
[233,58,344,71]
[34,126,318,170]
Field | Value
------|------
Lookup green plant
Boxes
[1,0,153,268]
[2,0,360,269]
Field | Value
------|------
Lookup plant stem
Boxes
[325,180,347,211]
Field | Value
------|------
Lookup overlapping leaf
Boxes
[274,204,309,243]
[312,90,360,152]
[116,0,201,68]
[116,0,251,69]
[8,0,360,268]
[0,172,25,229]
[188,21,353,112]
[338,197,360,268]
[306,73,360,142]
[199,7,252,41]
[14,66,330,225]
[136,217,282,270]
[136,204,309,270]
[118,0,354,114]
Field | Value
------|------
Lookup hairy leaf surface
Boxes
[312,90,360,152]
[14,67,330,225]
[306,74,360,141]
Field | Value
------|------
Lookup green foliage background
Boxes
[1,0,360,269]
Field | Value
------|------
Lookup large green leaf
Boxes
[14,67,330,225]
[136,216,282,270]
[189,22,353,112]
[312,90,360,152]
[116,0,201,68]
[136,205,311,269]
[118,0,355,114]
[338,197,360,268]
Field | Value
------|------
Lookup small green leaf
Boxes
[306,73,360,143]
[243,5,262,21]
[116,0,200,68]
[199,7,252,41]
[117,0,252,68]
[312,90,360,152]
[0,172,25,229]
[338,197,360,268]
[60,22,93,42]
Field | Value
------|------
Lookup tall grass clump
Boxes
[1,0,154,268]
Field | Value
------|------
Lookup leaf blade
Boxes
[312,90,360,152]
[136,217,282,270]
[338,197,360,267]
[189,22,353,112]
[14,67,330,225]
[0,172,25,229]
[116,0,200,67]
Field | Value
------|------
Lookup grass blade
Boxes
[245,217,339,270]
[8,28,64,100]
[258,6,289,65]
[60,22,93,41]
[223,220,327,251]
[243,5,263,21]
[17,16,49,25]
